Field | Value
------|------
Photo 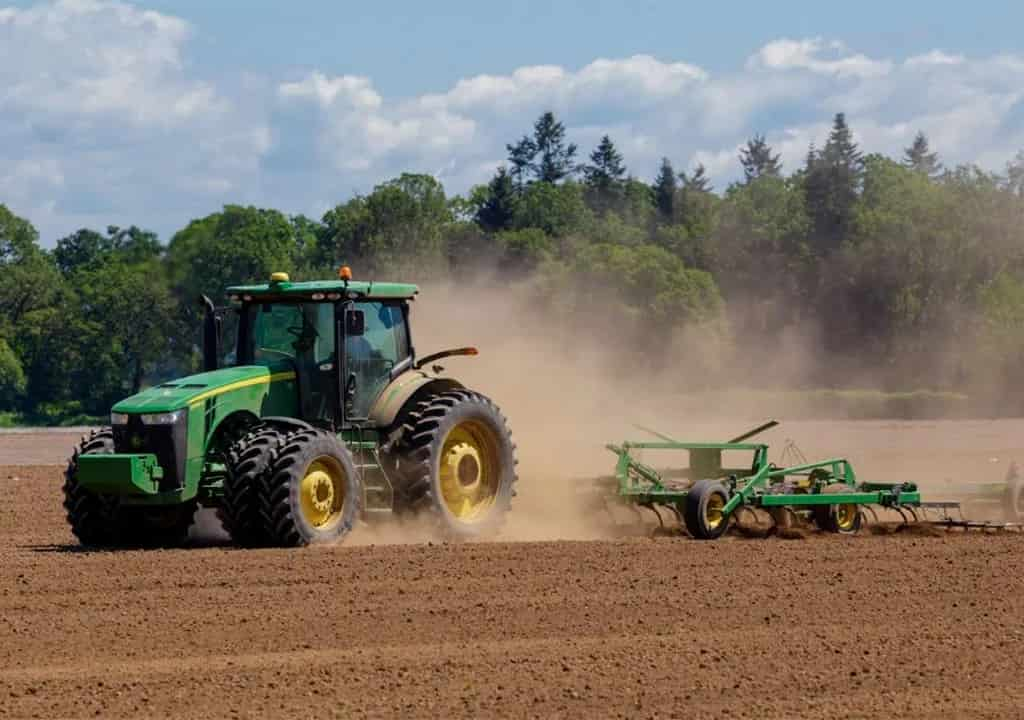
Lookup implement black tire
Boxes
[813,483,862,534]
[259,429,360,547]
[63,428,119,546]
[683,480,731,540]
[392,390,517,539]
[219,426,285,547]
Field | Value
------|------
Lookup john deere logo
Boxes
[130,435,144,450]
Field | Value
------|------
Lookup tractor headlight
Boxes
[140,410,186,425]
[110,412,129,426]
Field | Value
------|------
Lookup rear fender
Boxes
[368,370,463,429]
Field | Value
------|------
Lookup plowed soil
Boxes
[2,426,1024,719]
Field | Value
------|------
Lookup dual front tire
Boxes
[221,426,359,547]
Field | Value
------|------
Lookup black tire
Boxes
[259,429,361,547]
[219,425,285,546]
[64,428,196,549]
[391,390,517,539]
[813,483,862,534]
[683,479,731,540]
[63,428,119,546]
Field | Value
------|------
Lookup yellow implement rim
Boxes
[835,503,858,531]
[706,492,726,530]
[298,456,346,529]
[439,420,500,522]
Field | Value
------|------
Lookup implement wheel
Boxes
[683,480,731,540]
[813,483,862,535]
[392,390,517,539]
[220,425,285,547]
[63,429,120,546]
[259,429,360,547]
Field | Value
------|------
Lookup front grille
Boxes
[113,416,188,491]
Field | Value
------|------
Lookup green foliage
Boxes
[512,181,590,236]
[319,173,451,278]
[474,167,518,232]
[0,337,26,408]
[5,108,1024,423]
[567,242,722,327]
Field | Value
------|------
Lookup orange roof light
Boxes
[338,265,353,281]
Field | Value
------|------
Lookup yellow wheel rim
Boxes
[705,493,726,530]
[835,504,858,532]
[439,420,500,522]
[298,456,346,529]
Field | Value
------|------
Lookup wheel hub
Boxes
[306,471,335,514]
[446,442,482,492]
[298,458,345,528]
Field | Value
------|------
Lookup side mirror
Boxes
[200,294,220,372]
[345,309,365,337]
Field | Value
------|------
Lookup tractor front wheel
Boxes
[63,429,119,546]
[683,480,731,540]
[259,429,360,546]
[392,390,517,539]
[220,425,285,546]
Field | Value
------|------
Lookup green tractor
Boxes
[63,270,517,548]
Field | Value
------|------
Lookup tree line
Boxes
[2,110,1024,422]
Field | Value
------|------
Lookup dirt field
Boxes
[2,424,1024,719]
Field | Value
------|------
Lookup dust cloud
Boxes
[400,279,1023,541]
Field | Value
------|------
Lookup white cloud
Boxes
[748,38,893,79]
[1,1,1023,244]
[0,0,269,239]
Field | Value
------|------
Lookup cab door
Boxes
[342,301,411,421]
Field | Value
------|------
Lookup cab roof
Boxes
[226,278,419,300]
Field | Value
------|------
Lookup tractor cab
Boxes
[219,270,418,427]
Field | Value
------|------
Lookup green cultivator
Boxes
[596,420,1023,540]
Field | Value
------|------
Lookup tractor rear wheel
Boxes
[683,479,731,540]
[813,483,862,534]
[220,425,285,546]
[392,390,516,539]
[63,429,119,546]
[259,429,360,546]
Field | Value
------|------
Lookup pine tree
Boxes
[652,157,677,221]
[505,111,578,185]
[532,111,577,184]
[583,135,626,192]
[506,135,536,189]
[739,134,782,182]
[475,167,518,232]
[902,131,942,178]
[804,113,864,254]
[680,163,712,193]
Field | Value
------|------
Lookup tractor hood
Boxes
[112,365,294,414]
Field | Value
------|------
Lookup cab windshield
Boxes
[239,302,335,366]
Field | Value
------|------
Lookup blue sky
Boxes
[2,1,1023,244]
